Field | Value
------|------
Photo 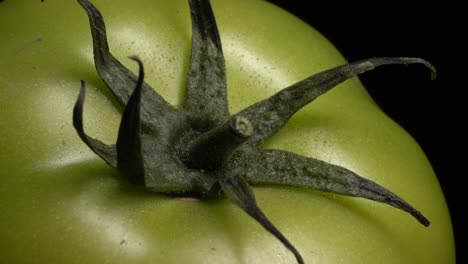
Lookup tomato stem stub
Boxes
[73,0,433,263]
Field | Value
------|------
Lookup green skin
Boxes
[0,0,454,263]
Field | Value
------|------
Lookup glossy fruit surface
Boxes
[0,0,454,263]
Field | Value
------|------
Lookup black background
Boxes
[267,1,465,262]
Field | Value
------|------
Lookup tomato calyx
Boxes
[73,0,435,263]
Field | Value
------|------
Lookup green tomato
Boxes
[0,0,454,263]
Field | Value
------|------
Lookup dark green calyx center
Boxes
[73,0,435,263]
[176,115,254,172]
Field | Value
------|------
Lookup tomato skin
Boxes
[0,1,454,263]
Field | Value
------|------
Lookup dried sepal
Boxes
[185,0,229,126]
[116,56,145,184]
[227,147,430,226]
[219,173,304,264]
[72,80,117,167]
[76,0,184,143]
[237,57,436,145]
